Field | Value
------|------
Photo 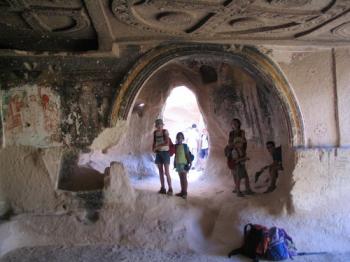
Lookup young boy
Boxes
[231,137,254,197]
[152,119,173,195]
[255,141,283,193]
[265,141,283,193]
[174,132,192,199]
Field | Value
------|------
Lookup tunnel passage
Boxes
[162,85,207,175]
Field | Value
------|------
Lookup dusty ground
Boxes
[1,244,349,262]
[1,169,349,262]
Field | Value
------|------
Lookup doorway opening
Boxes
[162,85,208,182]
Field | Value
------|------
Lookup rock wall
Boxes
[0,44,350,255]
[334,48,350,146]
[271,47,349,148]
[0,146,66,213]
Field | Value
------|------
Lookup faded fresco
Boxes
[1,84,61,147]
[213,65,285,145]
[61,81,110,148]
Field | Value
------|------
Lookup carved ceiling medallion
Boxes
[111,0,350,38]
[22,9,90,34]
[265,0,312,7]
[111,0,254,35]
[228,18,265,31]
[24,0,82,9]
[332,22,350,38]
[156,12,193,27]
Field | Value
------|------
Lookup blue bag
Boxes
[265,227,297,261]
[183,144,194,162]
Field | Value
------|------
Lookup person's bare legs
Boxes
[176,172,187,198]
[176,173,184,197]
[182,172,188,194]
[157,164,165,191]
[232,170,243,196]
[236,177,243,197]
[232,170,238,192]
[244,172,254,194]
[266,166,278,192]
[178,173,184,192]
[164,163,173,194]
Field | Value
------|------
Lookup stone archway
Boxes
[110,44,304,147]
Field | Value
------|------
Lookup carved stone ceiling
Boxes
[1,0,350,52]
[0,0,97,51]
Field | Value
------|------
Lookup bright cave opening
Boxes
[128,85,209,194]
[162,85,208,181]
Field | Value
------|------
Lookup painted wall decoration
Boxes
[60,81,110,149]
[79,82,100,133]
[213,65,287,146]
[1,84,61,147]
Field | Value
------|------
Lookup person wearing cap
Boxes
[152,119,173,195]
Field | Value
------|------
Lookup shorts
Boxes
[175,163,188,173]
[232,164,248,180]
[155,151,170,165]
[199,148,208,159]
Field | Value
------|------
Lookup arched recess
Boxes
[110,44,304,147]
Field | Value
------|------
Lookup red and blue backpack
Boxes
[228,224,297,262]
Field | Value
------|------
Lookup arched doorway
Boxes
[108,44,304,201]
[110,44,304,147]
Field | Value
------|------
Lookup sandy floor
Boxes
[1,167,349,262]
[131,168,219,196]
[1,245,349,262]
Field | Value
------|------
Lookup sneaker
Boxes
[158,187,166,194]
[236,191,244,197]
[175,192,187,199]
[167,188,173,196]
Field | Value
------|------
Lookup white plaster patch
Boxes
[90,120,127,151]
[104,162,136,206]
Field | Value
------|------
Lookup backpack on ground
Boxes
[265,227,297,261]
[228,224,269,261]
[228,224,297,262]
